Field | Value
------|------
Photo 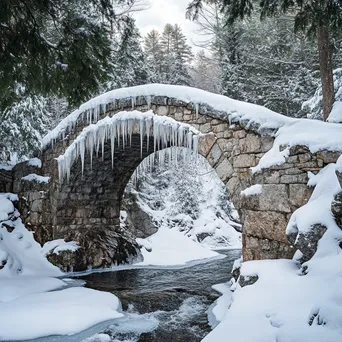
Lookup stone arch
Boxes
[13,85,339,271]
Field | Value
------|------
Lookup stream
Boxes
[26,249,241,342]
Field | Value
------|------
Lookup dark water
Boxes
[21,249,241,342]
[76,249,241,342]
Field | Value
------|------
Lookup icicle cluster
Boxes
[57,110,200,182]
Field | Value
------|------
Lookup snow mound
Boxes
[21,173,50,183]
[0,287,123,341]
[136,225,220,266]
[42,239,79,256]
[0,193,61,277]
[241,184,262,196]
[27,157,42,168]
[0,276,65,302]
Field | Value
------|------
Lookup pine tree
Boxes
[189,1,320,116]
[0,96,52,162]
[191,50,221,93]
[145,24,193,85]
[106,20,148,90]
[187,0,342,120]
[0,0,134,109]
[170,24,194,85]
[144,30,163,83]
[160,24,175,82]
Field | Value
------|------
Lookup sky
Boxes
[133,0,201,53]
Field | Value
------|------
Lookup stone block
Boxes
[155,106,168,116]
[243,210,288,243]
[207,143,222,167]
[174,112,183,121]
[226,177,240,198]
[289,184,312,207]
[31,199,43,212]
[199,123,212,133]
[280,173,308,184]
[242,235,295,261]
[233,154,256,168]
[242,184,291,213]
[316,150,340,164]
[198,133,216,158]
[212,123,229,134]
[233,130,246,139]
[239,134,261,153]
[215,159,234,183]
[260,136,274,152]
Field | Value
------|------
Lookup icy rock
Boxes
[287,223,327,260]
[121,187,158,238]
[239,274,259,287]
[331,191,342,229]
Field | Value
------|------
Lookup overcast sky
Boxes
[133,0,201,53]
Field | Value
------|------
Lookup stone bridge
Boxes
[1,85,340,271]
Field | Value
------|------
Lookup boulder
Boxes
[332,191,342,229]
[287,223,327,260]
[239,274,259,287]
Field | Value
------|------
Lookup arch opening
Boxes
[121,147,242,266]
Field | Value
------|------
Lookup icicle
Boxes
[117,122,120,148]
[146,95,152,109]
[145,118,151,152]
[111,127,115,169]
[95,130,100,158]
[58,160,63,183]
[128,119,133,147]
[193,135,199,161]
[228,114,232,126]
[140,118,144,158]
[195,103,199,120]
[153,118,158,154]
[121,120,126,149]
[88,131,94,170]
[101,128,105,161]
[102,103,106,115]
[80,139,85,176]
[131,97,135,110]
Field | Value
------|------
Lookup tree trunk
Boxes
[317,25,334,121]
